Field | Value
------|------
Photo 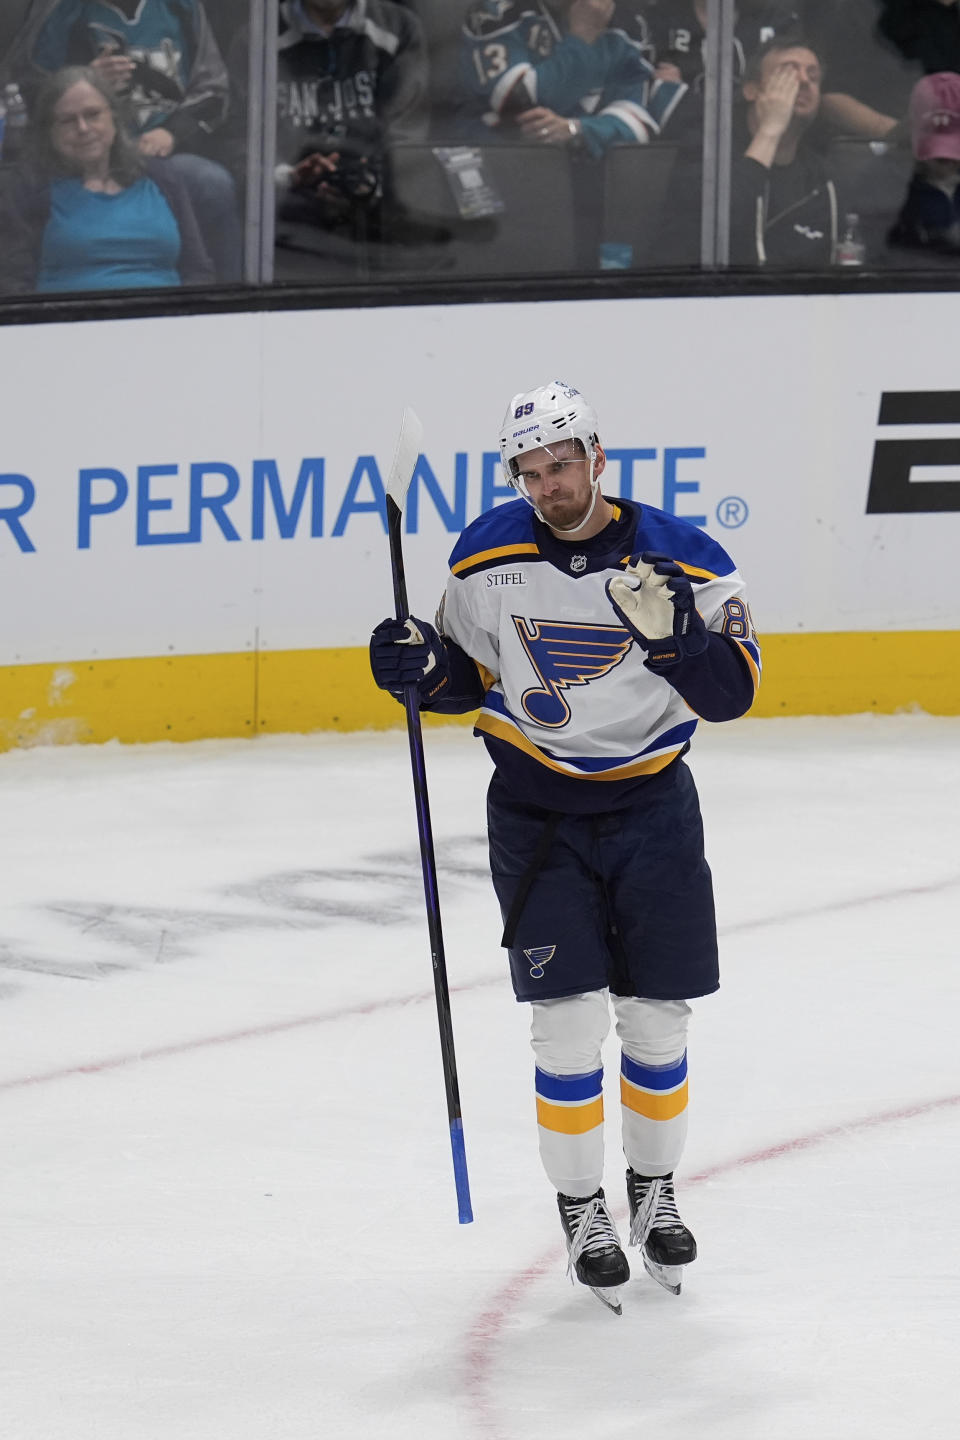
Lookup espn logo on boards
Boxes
[866,391,960,513]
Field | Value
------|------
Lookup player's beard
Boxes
[539,491,591,530]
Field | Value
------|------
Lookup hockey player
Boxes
[369,381,760,1314]
[458,0,687,155]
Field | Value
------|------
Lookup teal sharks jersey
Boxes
[460,0,686,153]
[29,0,221,135]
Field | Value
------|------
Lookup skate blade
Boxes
[642,1253,683,1295]
[588,1285,624,1316]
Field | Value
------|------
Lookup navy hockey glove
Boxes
[369,616,452,703]
[606,552,709,667]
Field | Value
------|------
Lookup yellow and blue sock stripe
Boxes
[535,1066,604,1135]
[620,1051,688,1122]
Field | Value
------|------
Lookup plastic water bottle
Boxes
[2,83,28,162]
[598,242,634,270]
[836,212,866,268]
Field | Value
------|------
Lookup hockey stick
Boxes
[385,408,474,1225]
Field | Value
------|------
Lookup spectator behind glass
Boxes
[888,71,960,256]
[0,65,214,294]
[730,35,841,264]
[457,0,687,155]
[228,0,428,246]
[2,0,239,280]
[653,33,842,266]
[636,0,801,144]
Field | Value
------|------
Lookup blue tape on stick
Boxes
[450,1119,473,1224]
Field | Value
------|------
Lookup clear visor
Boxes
[504,436,589,495]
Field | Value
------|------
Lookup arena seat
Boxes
[825,137,916,260]
[380,141,580,276]
[600,143,679,269]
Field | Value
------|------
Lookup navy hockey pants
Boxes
[487,759,719,1004]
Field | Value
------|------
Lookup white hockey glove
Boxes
[606,552,709,667]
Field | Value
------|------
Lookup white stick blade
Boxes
[386,407,424,512]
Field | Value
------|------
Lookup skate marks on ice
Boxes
[233,833,489,925]
[3,839,954,1000]
[0,835,489,994]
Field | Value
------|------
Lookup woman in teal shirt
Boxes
[0,66,215,294]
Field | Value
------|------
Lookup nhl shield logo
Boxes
[570,554,587,574]
[524,945,556,979]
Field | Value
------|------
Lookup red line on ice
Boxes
[1,871,958,1434]
[0,984,467,1092]
[2,870,956,1094]
[462,1089,960,1439]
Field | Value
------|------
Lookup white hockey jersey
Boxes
[439,496,759,811]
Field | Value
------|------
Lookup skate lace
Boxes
[628,1175,683,1247]
[563,1195,621,1281]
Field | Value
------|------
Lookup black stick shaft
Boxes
[387,495,473,1224]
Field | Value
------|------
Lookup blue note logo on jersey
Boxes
[513,616,633,728]
[524,945,556,979]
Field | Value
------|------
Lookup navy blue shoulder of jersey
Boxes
[629,504,738,579]
[448,498,541,578]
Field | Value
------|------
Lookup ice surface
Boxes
[1,715,958,1439]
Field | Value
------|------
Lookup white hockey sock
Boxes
[530,992,610,1195]
[620,1049,688,1176]
[535,1065,605,1196]
[613,996,691,1176]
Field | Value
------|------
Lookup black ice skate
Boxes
[557,1188,630,1316]
[626,1169,697,1295]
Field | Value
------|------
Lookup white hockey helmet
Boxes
[499,380,600,487]
[499,381,603,531]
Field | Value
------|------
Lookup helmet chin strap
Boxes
[510,444,601,531]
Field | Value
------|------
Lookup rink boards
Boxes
[1,293,958,748]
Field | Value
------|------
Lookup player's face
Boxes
[513,438,601,528]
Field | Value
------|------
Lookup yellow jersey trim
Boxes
[616,556,718,582]
[734,639,762,693]
[476,711,683,780]
[476,660,498,692]
[450,542,540,576]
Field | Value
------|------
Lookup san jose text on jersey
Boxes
[437,496,760,813]
[275,0,427,158]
